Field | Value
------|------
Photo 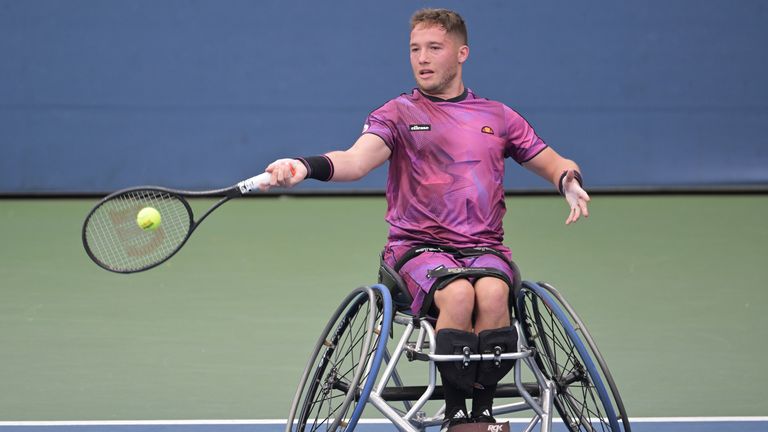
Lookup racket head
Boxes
[82,187,194,273]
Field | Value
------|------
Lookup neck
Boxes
[421,81,465,101]
[419,86,468,103]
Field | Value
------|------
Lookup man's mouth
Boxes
[419,69,434,78]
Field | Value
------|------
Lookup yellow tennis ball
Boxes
[136,207,161,231]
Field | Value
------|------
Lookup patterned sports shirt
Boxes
[364,88,548,249]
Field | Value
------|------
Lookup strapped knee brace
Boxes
[435,329,479,394]
[476,326,518,387]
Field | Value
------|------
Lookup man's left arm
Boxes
[522,147,590,225]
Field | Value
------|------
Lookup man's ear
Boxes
[458,45,469,64]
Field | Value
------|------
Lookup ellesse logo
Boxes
[409,124,431,131]
[481,126,494,135]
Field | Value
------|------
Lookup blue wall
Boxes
[1,0,766,193]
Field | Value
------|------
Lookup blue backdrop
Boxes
[1,0,766,193]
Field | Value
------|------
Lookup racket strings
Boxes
[84,189,192,272]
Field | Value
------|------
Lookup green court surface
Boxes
[0,195,766,421]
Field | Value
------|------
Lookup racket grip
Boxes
[237,172,271,194]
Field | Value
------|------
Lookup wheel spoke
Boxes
[518,284,626,432]
[290,289,385,432]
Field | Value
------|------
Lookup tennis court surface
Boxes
[2,418,768,432]
[1,195,767,426]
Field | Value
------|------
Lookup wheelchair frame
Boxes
[286,277,630,432]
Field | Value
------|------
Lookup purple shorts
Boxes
[382,244,516,315]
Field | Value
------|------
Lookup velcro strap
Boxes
[394,244,509,272]
[427,265,510,283]
[455,246,508,261]
[394,245,452,272]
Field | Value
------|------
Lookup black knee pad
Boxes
[476,326,518,387]
[435,329,479,394]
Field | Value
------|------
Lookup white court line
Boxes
[1,417,768,426]
[0,420,276,426]
[627,417,768,422]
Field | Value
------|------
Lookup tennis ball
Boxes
[136,207,161,231]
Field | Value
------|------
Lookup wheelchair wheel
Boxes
[517,281,631,432]
[286,286,391,432]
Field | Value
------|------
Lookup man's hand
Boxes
[562,170,590,225]
[262,158,307,190]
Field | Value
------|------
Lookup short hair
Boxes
[410,8,468,45]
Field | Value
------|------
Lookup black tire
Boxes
[286,287,384,432]
[517,281,631,432]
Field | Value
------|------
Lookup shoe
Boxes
[440,408,470,432]
[472,408,496,424]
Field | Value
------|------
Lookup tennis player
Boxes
[264,8,590,432]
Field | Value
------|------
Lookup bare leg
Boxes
[433,278,475,332]
[433,278,476,427]
[472,277,512,422]
[473,277,511,332]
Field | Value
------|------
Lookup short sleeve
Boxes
[503,105,548,163]
[363,101,399,151]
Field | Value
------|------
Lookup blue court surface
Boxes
[2,418,767,432]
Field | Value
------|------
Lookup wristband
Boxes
[295,155,334,181]
[558,170,583,195]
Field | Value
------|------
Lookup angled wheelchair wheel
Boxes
[517,281,631,432]
[286,285,392,432]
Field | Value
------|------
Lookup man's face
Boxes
[409,23,468,98]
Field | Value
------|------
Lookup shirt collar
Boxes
[416,87,469,103]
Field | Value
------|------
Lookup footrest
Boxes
[378,383,540,401]
[335,381,541,402]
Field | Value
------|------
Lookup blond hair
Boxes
[410,8,468,45]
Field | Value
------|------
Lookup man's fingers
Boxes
[269,161,293,185]
[566,197,590,224]
[262,158,303,191]
[566,205,578,225]
[564,184,590,225]
[579,199,590,218]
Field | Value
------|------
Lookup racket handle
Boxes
[237,172,271,194]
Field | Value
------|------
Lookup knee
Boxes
[475,278,510,316]
[435,280,475,316]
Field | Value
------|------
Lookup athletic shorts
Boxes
[382,243,516,316]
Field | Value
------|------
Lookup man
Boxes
[263,8,590,431]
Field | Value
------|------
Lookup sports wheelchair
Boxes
[285,259,630,432]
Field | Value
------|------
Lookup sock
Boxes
[471,384,496,420]
[443,382,469,421]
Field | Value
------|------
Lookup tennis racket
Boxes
[82,172,272,274]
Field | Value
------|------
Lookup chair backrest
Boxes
[378,261,414,313]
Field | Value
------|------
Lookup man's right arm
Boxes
[263,133,391,189]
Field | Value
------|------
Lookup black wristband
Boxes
[558,170,583,195]
[296,156,334,181]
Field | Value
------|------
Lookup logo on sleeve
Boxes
[481,126,494,135]
[409,124,431,132]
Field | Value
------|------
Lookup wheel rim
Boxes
[519,286,621,431]
[295,291,381,432]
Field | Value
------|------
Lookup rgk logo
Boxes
[486,425,504,432]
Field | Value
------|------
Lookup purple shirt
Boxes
[364,88,547,249]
